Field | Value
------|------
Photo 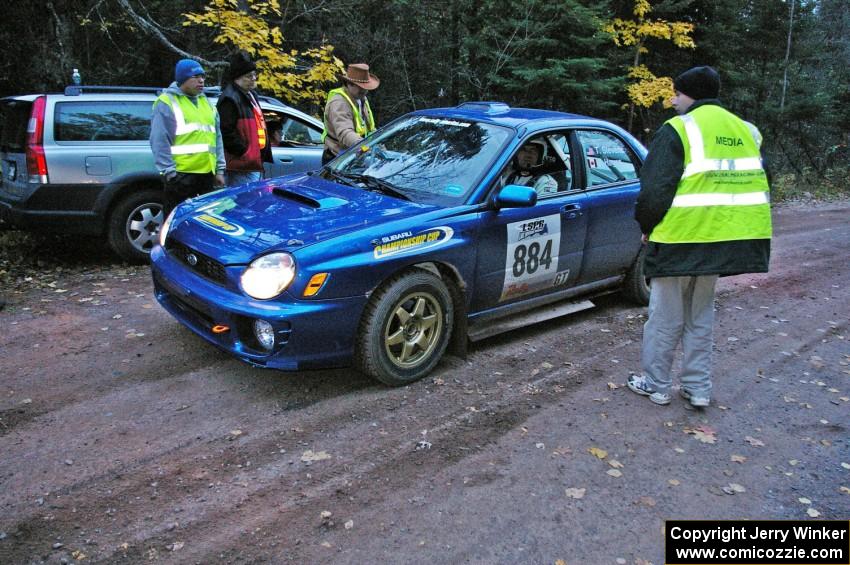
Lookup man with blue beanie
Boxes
[150,59,226,217]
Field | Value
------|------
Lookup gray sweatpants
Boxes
[641,275,719,396]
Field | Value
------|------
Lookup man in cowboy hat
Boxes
[321,63,380,164]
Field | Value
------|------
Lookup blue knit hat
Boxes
[175,59,205,85]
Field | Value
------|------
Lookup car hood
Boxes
[170,173,438,264]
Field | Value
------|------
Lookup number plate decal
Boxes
[500,214,563,301]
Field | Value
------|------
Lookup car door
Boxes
[471,132,588,313]
[263,110,324,177]
[571,128,644,285]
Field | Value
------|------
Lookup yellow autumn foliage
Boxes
[627,66,674,108]
[183,0,341,107]
[602,0,695,112]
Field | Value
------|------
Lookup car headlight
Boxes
[240,253,296,299]
[159,208,177,247]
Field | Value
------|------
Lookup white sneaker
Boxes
[627,374,671,406]
[680,388,710,407]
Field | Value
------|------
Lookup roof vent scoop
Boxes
[456,102,511,114]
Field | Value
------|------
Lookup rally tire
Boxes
[355,270,454,386]
[107,189,164,264]
[621,244,650,305]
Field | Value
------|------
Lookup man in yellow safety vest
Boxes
[150,59,226,217]
[628,66,772,408]
[321,63,379,165]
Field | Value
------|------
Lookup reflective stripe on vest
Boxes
[155,93,217,174]
[248,93,267,148]
[321,87,375,142]
[649,105,772,244]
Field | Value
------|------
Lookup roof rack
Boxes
[64,85,163,96]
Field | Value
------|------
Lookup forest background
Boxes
[1,0,847,196]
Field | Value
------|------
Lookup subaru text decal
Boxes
[373,227,454,259]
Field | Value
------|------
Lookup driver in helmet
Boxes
[502,139,559,195]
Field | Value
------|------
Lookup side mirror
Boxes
[493,184,537,209]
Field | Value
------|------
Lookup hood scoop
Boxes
[272,187,349,210]
[273,187,320,208]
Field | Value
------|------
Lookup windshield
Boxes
[327,115,512,206]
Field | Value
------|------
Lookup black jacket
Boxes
[635,100,771,278]
[217,83,272,170]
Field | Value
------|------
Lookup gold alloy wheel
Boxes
[383,291,444,369]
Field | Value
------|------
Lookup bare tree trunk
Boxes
[46,1,72,84]
[115,0,222,68]
[450,0,459,105]
[780,0,796,111]
[627,42,642,133]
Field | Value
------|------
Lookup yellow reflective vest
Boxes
[649,105,772,244]
[153,93,217,174]
[321,87,375,141]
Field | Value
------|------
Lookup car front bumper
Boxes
[150,245,367,371]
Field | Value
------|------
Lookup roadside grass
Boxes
[772,167,850,202]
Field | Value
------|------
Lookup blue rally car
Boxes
[151,102,649,386]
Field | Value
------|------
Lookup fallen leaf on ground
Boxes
[301,450,332,462]
[731,455,747,463]
[807,508,821,517]
[587,447,608,459]
[607,469,623,478]
[552,446,572,457]
[841,462,850,470]
[839,487,850,495]
[607,382,620,390]
[608,459,624,469]
[344,520,354,530]
[684,426,717,444]
[745,436,765,447]
[674,447,685,453]
[668,479,680,486]
[565,487,586,499]
[798,497,811,504]
[635,496,656,507]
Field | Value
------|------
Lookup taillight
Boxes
[26,95,48,183]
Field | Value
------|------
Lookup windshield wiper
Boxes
[323,168,360,187]
[340,172,411,201]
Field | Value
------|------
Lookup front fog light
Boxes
[254,320,275,350]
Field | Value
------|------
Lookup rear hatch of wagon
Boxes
[0,96,40,208]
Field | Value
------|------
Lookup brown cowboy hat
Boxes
[341,63,380,90]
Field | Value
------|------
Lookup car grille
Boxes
[166,241,227,284]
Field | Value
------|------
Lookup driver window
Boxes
[282,117,323,144]
[261,111,323,146]
[499,133,571,197]
[576,130,639,186]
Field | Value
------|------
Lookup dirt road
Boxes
[1,201,848,564]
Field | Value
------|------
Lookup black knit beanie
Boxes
[673,66,721,100]
[226,51,257,82]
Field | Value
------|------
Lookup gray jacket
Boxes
[150,82,225,177]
